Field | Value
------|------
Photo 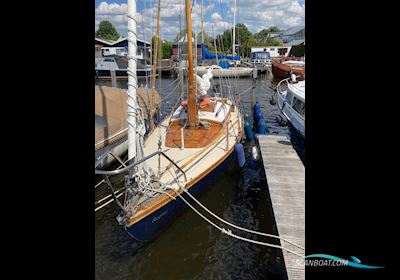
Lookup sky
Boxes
[95,0,305,41]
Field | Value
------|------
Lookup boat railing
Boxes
[95,150,187,182]
[276,78,290,96]
[275,78,291,112]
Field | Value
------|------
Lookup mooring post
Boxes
[251,68,257,121]
[110,70,117,87]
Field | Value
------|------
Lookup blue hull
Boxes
[126,151,236,241]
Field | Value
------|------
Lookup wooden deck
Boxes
[257,135,305,280]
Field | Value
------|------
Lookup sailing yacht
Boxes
[95,0,244,241]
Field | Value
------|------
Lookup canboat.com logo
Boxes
[296,254,384,269]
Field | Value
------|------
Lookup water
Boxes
[95,74,304,280]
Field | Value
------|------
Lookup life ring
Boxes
[199,96,210,108]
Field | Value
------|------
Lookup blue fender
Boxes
[244,118,254,141]
[253,101,261,120]
[257,118,268,134]
[235,143,246,168]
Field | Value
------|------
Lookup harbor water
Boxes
[95,74,305,279]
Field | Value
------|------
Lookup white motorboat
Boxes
[276,78,305,137]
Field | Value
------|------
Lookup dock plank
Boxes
[257,135,305,280]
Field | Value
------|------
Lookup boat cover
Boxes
[95,85,160,150]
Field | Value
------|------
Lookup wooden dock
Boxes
[257,135,305,280]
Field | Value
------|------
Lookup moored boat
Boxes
[272,58,305,79]
[95,85,160,168]
[95,0,244,241]
[276,77,305,137]
[123,95,243,240]
[95,56,153,79]
[196,64,253,78]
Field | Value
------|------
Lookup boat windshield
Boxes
[285,90,294,105]
[292,97,305,117]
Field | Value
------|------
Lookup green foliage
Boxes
[151,36,173,60]
[252,26,283,47]
[196,31,214,50]
[217,23,253,57]
[161,42,172,59]
[190,24,283,58]
[151,36,163,61]
[95,21,120,41]
[214,23,253,57]
[254,29,270,39]
[268,26,281,32]
[235,23,253,57]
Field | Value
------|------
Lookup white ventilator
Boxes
[196,68,213,96]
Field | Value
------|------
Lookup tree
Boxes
[213,23,254,57]
[268,26,281,32]
[254,29,270,40]
[161,42,172,59]
[235,23,253,57]
[252,26,284,47]
[196,31,214,48]
[151,36,163,62]
[95,20,120,41]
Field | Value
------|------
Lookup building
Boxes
[95,44,103,58]
[259,31,283,43]
[279,26,305,43]
[281,26,305,57]
[170,36,204,62]
[94,37,151,60]
[171,43,204,62]
[284,39,305,57]
[251,46,292,58]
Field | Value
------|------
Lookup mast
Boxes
[201,0,204,45]
[232,0,236,56]
[150,0,161,130]
[141,4,148,87]
[127,0,138,160]
[185,0,198,126]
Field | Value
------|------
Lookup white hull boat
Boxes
[276,78,305,137]
[196,65,253,78]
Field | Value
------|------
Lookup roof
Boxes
[282,26,304,36]
[284,39,305,47]
[95,38,114,46]
[95,37,150,46]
